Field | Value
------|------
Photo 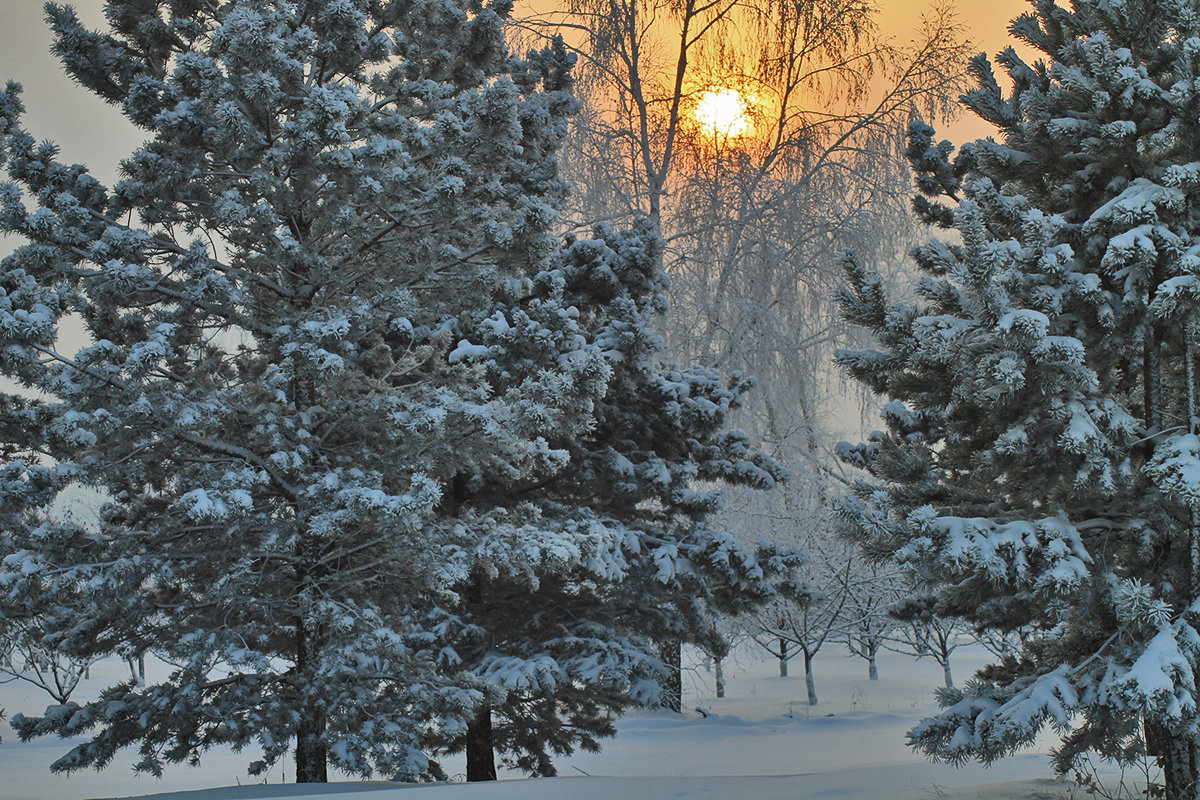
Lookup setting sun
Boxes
[693,87,752,138]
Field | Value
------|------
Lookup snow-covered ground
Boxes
[0,644,1149,800]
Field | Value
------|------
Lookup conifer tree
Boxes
[0,0,611,782]
[0,0,792,784]
[427,220,792,779]
[836,1,1200,797]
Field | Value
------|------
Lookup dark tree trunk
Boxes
[715,656,725,698]
[1163,732,1198,800]
[1148,717,1200,800]
[779,638,789,677]
[295,710,328,782]
[659,639,682,712]
[1147,716,1166,759]
[459,563,497,781]
[294,607,328,783]
[466,704,497,782]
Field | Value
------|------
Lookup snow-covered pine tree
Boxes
[835,1,1200,797]
[427,219,794,778]
[549,218,794,706]
[0,0,612,783]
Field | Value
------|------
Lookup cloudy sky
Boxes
[0,0,135,186]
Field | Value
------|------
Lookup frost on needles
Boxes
[0,0,790,785]
[835,1,1200,798]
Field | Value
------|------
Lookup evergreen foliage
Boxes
[0,0,790,782]
[0,0,600,781]
[836,1,1200,796]
[426,218,794,779]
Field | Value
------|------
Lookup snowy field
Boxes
[0,644,1151,800]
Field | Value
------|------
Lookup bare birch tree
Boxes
[512,0,970,708]
[517,0,970,464]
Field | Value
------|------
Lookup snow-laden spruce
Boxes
[426,220,792,778]
[0,0,791,785]
[0,0,595,782]
[836,1,1200,798]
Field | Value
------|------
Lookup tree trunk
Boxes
[715,656,725,698]
[295,616,328,783]
[804,652,817,706]
[1148,713,1200,800]
[868,652,878,682]
[659,639,682,712]
[942,659,954,689]
[1162,730,1199,800]
[295,707,328,782]
[779,638,789,678]
[466,704,497,782]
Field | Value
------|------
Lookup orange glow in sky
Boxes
[878,0,1033,144]
[693,88,755,138]
[0,0,1036,179]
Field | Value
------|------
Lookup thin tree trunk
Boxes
[715,656,725,698]
[466,704,497,782]
[1145,337,1158,432]
[942,659,953,689]
[779,638,789,678]
[804,652,817,706]
[659,639,682,712]
[868,649,878,682]
[1146,715,1166,760]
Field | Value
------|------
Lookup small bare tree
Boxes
[885,594,970,689]
[0,619,95,705]
[840,560,904,681]
[751,524,856,705]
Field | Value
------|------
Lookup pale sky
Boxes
[0,0,1031,189]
